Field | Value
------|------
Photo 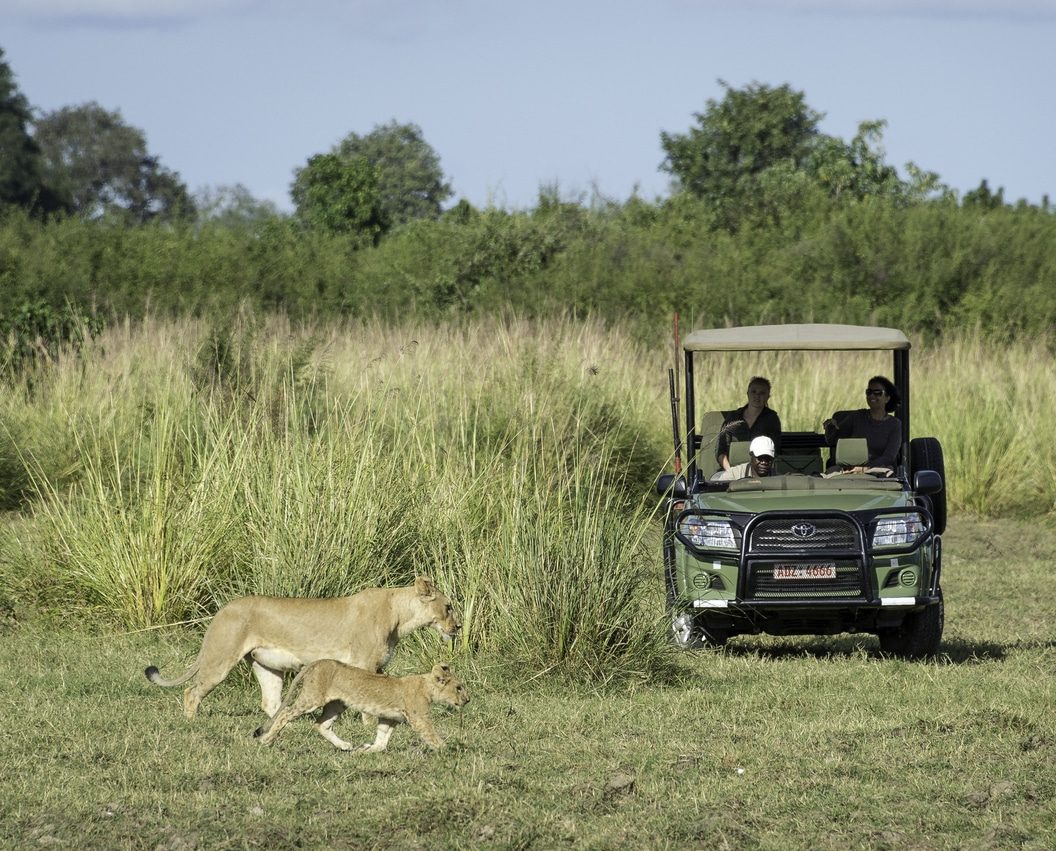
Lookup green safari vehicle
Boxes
[657,324,947,658]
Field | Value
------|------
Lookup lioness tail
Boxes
[144,662,199,687]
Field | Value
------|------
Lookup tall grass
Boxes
[914,334,1056,515]
[28,404,248,626]
[1,315,1052,677]
[1,314,670,677]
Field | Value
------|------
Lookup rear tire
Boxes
[878,589,944,659]
[910,437,947,535]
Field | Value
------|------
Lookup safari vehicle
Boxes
[657,324,946,658]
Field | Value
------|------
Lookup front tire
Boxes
[669,611,728,650]
[877,590,944,659]
[670,612,702,649]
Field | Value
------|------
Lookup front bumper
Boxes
[671,507,941,632]
[690,595,940,610]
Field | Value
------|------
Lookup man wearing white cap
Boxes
[713,435,776,481]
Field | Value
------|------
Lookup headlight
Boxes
[872,516,925,547]
[678,516,739,550]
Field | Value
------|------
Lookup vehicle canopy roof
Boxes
[683,324,911,352]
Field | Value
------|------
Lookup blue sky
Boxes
[3,0,1054,212]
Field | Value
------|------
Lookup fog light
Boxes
[898,568,917,587]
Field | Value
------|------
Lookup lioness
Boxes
[144,576,461,718]
[253,660,470,752]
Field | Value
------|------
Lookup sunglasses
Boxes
[865,388,886,396]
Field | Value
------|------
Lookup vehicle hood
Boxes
[694,477,911,514]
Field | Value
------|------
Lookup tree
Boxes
[807,121,944,204]
[807,122,901,200]
[962,179,1005,211]
[33,101,194,223]
[290,153,387,239]
[661,81,822,205]
[660,81,942,229]
[0,47,62,215]
[293,120,452,228]
[194,183,283,228]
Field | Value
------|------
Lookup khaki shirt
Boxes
[713,461,755,481]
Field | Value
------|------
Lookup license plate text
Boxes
[773,563,838,580]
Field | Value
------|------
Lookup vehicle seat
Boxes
[695,410,727,473]
[826,410,858,466]
[727,440,750,466]
[835,438,869,467]
[776,451,822,475]
[776,431,825,475]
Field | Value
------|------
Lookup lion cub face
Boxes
[428,662,470,710]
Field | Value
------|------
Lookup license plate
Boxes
[773,562,837,580]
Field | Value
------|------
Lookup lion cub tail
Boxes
[144,661,199,688]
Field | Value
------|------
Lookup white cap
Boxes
[749,436,776,458]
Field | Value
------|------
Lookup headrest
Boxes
[835,438,869,467]
[728,440,750,465]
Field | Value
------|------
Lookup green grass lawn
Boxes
[1,514,1053,850]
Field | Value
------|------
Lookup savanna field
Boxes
[0,316,1053,849]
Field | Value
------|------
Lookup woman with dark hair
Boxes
[716,376,782,471]
[823,375,902,471]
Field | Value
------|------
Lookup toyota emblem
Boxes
[790,522,817,539]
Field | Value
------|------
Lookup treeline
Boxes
[4,56,1055,353]
[2,191,1054,355]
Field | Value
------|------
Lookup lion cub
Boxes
[253,660,469,752]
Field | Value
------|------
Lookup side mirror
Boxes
[656,473,688,498]
[914,470,943,495]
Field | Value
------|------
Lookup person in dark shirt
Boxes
[823,375,902,471]
[716,376,782,471]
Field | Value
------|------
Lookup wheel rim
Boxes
[671,613,696,648]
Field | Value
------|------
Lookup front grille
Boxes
[747,563,863,598]
[748,517,860,553]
